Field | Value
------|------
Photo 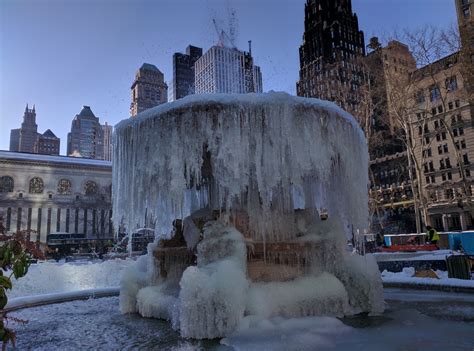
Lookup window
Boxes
[445,189,454,199]
[438,145,443,155]
[430,85,441,102]
[432,107,437,116]
[0,176,14,193]
[443,144,448,153]
[442,173,446,181]
[436,134,441,141]
[461,140,466,149]
[416,91,425,104]
[429,161,434,172]
[442,131,447,140]
[459,127,464,135]
[57,179,72,195]
[463,7,470,18]
[425,136,430,144]
[447,172,452,180]
[455,141,460,150]
[440,159,445,169]
[454,128,458,137]
[431,175,435,183]
[438,105,443,114]
[84,180,98,195]
[426,176,430,184]
[455,100,460,108]
[466,169,471,177]
[446,158,451,168]
[446,76,458,91]
[463,154,469,164]
[418,126,423,135]
[448,102,453,110]
[29,177,44,194]
[424,124,429,133]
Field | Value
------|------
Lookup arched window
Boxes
[84,180,98,196]
[29,177,44,194]
[0,176,14,193]
[57,179,72,195]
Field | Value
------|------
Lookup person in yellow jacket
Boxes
[426,226,440,246]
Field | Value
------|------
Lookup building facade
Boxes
[10,105,60,155]
[67,106,104,159]
[36,129,60,156]
[130,63,168,117]
[171,45,203,101]
[0,151,113,244]
[410,53,473,231]
[194,45,263,94]
[297,0,365,109]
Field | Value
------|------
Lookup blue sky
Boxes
[0,0,457,155]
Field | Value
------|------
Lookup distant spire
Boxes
[32,104,35,112]
[25,103,28,112]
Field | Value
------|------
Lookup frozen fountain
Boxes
[113,92,384,339]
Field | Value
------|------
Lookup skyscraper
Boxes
[102,122,113,162]
[171,45,203,101]
[297,0,365,106]
[130,63,168,117]
[194,45,262,94]
[10,104,38,153]
[9,104,60,155]
[67,106,104,159]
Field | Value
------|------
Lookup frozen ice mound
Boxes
[114,93,383,339]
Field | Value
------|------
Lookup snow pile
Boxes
[120,255,149,314]
[246,274,349,319]
[382,268,474,288]
[113,92,368,241]
[9,259,134,299]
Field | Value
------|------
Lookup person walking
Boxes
[425,225,440,247]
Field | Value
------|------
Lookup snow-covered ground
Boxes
[373,249,456,262]
[8,258,135,298]
[381,267,474,288]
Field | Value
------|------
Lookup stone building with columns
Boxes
[0,150,113,244]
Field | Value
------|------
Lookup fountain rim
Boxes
[114,91,366,142]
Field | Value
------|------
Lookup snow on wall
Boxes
[112,92,369,241]
[8,259,133,299]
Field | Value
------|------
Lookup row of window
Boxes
[423,155,470,174]
[424,77,458,103]
[0,176,108,196]
[425,168,472,184]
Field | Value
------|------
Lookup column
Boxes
[460,212,468,231]
[442,214,449,232]
[51,208,58,233]
[40,207,49,243]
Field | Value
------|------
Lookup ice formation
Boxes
[114,92,384,339]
